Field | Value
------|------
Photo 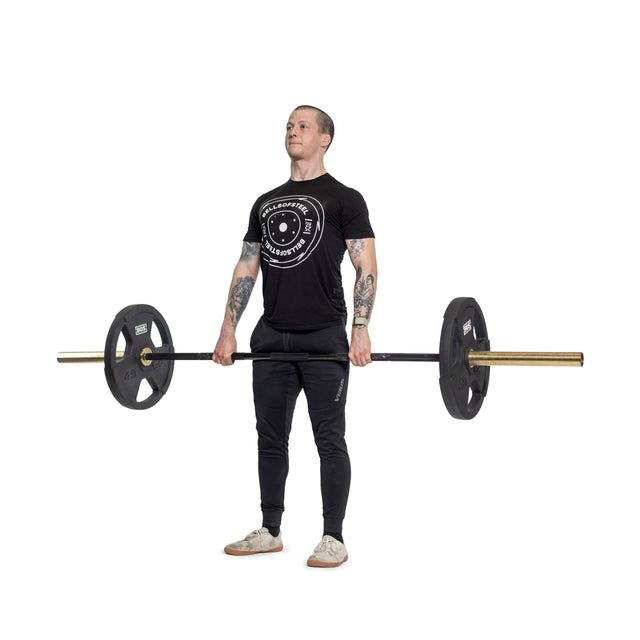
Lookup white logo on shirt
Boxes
[259,196,325,269]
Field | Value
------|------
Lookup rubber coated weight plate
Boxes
[439,297,490,420]
[104,304,174,409]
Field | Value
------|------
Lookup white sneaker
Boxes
[307,535,348,568]
[224,527,283,556]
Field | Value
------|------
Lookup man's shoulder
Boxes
[255,180,292,203]
[324,175,367,205]
[295,174,362,203]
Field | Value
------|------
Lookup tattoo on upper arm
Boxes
[354,266,376,320]
[348,239,366,259]
[240,242,259,262]
[229,275,255,327]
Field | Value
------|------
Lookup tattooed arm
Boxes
[345,238,377,367]
[213,242,261,366]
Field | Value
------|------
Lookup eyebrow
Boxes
[287,120,313,126]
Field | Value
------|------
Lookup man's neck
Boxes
[290,159,327,182]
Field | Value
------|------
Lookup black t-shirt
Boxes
[243,173,375,330]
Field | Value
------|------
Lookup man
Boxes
[213,105,377,568]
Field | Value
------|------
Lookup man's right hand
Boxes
[213,332,237,366]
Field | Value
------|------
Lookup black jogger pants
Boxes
[250,318,351,533]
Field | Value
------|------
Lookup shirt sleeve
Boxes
[243,196,263,243]
[340,188,375,239]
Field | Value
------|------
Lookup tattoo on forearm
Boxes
[229,275,255,327]
[348,239,366,259]
[240,242,259,262]
[354,266,376,320]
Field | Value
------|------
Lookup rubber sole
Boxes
[307,554,348,568]
[224,545,283,556]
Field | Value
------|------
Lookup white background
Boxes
[1,1,638,638]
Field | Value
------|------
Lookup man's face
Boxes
[285,109,329,160]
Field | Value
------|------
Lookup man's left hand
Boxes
[349,327,372,367]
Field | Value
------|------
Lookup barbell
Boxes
[57,297,583,419]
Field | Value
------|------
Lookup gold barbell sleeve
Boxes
[467,352,583,367]
[57,352,124,363]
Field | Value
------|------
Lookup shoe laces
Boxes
[315,536,339,556]
[245,529,262,541]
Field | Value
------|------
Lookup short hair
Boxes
[294,105,334,151]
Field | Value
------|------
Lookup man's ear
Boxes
[321,134,331,148]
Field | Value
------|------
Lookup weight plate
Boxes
[104,304,174,410]
[439,297,490,420]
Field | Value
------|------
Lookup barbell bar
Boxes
[57,298,583,419]
[57,351,583,366]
